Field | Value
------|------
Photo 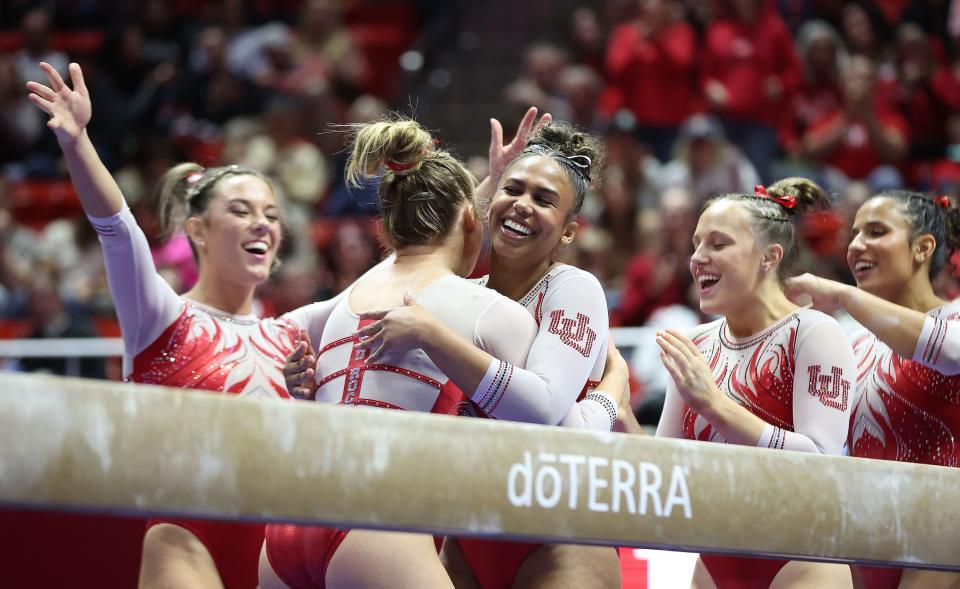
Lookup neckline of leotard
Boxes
[181,298,260,325]
[719,309,803,349]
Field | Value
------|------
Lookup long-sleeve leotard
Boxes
[313,272,538,413]
[88,204,345,397]
[656,309,854,454]
[472,264,617,430]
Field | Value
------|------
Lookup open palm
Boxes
[488,106,551,182]
[25,62,91,143]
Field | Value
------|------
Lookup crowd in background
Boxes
[0,0,959,386]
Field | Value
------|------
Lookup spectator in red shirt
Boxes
[840,1,891,62]
[701,0,802,182]
[803,55,909,185]
[617,186,697,326]
[779,20,844,159]
[604,0,698,162]
[879,23,960,163]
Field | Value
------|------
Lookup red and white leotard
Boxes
[312,272,537,411]
[90,205,341,394]
[457,264,616,589]
[89,205,343,589]
[264,269,539,589]
[265,264,617,589]
[656,308,855,589]
[848,300,960,466]
[472,263,617,431]
[847,301,960,589]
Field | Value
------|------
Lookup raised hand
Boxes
[783,273,848,313]
[283,329,318,400]
[26,62,90,144]
[488,106,552,183]
[354,292,438,364]
[657,329,720,415]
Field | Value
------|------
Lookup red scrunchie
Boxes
[936,195,952,209]
[385,160,416,173]
[754,185,797,209]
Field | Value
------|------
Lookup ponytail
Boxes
[344,117,475,248]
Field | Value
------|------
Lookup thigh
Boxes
[139,523,224,589]
[770,561,852,589]
[440,538,482,589]
[325,530,453,589]
[690,556,719,589]
[899,569,960,589]
[511,544,620,589]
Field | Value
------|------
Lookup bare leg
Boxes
[770,561,852,588]
[511,544,620,589]
[690,557,718,589]
[138,523,224,589]
[899,569,960,589]
[440,538,482,589]
[325,530,453,589]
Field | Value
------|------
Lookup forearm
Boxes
[418,322,496,396]
[838,285,927,358]
[699,395,765,446]
[58,130,124,217]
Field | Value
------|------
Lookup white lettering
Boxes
[665,465,693,519]
[611,459,636,514]
[504,452,692,519]
[638,462,663,516]
[559,453,586,509]
[587,457,610,512]
[507,451,532,507]
[535,462,563,508]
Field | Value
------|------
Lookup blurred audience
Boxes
[0,0,959,378]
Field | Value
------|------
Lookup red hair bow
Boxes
[754,185,797,209]
[385,160,416,173]
[936,195,951,208]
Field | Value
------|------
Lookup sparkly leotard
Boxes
[89,205,344,589]
[656,308,856,588]
[848,301,960,589]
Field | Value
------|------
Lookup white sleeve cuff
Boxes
[758,423,786,450]
[583,390,618,431]
[472,359,513,416]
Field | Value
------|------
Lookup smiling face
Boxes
[188,174,283,288]
[690,200,768,316]
[488,155,578,266]
[847,197,919,299]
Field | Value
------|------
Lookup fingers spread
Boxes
[516,106,538,142]
[490,118,503,150]
[69,62,88,96]
[534,112,553,131]
[40,62,66,91]
[26,81,55,101]
[27,93,53,115]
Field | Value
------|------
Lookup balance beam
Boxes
[0,371,957,569]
